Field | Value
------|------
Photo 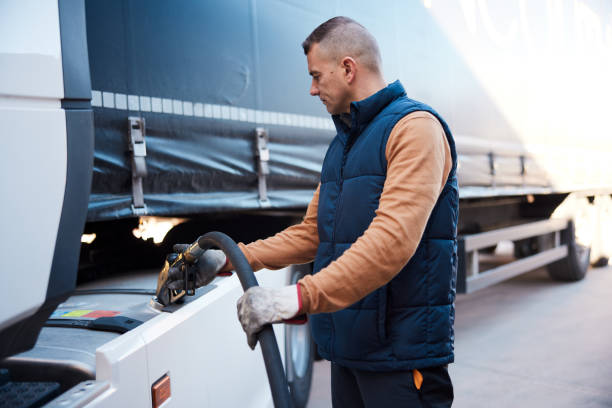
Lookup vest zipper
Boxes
[332,145,349,243]
[330,133,354,359]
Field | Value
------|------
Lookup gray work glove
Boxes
[237,285,304,349]
[167,244,227,290]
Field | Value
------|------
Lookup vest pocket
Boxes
[377,286,389,343]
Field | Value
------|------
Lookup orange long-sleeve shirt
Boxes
[224,111,452,314]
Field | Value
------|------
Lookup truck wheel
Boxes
[592,256,609,268]
[547,221,591,281]
[285,266,314,408]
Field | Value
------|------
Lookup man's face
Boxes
[307,43,350,115]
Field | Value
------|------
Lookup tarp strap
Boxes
[254,127,271,207]
[488,151,496,188]
[128,116,148,215]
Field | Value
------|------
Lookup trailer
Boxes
[1,0,611,407]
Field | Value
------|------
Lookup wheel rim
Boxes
[288,316,310,378]
[288,270,311,380]
[576,244,590,270]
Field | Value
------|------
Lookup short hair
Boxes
[302,16,382,73]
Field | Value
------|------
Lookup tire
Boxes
[592,256,609,268]
[285,265,315,408]
[547,221,591,281]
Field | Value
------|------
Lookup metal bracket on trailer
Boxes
[254,127,271,208]
[457,218,569,293]
[128,116,147,215]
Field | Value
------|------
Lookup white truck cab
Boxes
[0,2,313,407]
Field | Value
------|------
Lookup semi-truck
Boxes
[1,0,611,406]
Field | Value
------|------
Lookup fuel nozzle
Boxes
[153,241,205,307]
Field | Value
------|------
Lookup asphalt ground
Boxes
[307,265,612,407]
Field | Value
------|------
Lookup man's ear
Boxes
[341,57,357,84]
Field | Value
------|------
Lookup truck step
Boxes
[0,379,60,408]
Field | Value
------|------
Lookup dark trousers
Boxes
[331,363,453,408]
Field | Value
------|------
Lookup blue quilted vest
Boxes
[311,80,458,371]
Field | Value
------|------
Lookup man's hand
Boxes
[237,285,302,349]
[167,244,227,290]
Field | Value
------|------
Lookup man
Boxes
[170,16,458,407]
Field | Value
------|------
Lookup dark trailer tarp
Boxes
[85,1,612,222]
[85,0,334,221]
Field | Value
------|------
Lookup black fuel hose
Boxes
[195,231,293,408]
